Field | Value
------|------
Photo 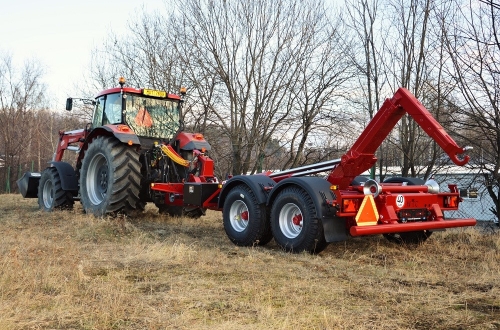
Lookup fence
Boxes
[0,162,36,194]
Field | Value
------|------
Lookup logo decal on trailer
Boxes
[396,195,405,208]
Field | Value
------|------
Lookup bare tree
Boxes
[345,0,455,180]
[344,0,387,179]
[173,0,354,175]
[384,0,436,177]
[443,0,500,220]
[0,53,48,192]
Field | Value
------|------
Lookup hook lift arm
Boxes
[326,88,471,189]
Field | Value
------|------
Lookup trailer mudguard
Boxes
[267,177,348,242]
[50,161,79,191]
[218,175,276,208]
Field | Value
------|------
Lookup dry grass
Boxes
[0,194,499,330]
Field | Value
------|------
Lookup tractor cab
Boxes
[92,85,182,141]
[65,77,184,143]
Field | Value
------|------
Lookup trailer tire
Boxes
[270,186,328,253]
[80,136,142,217]
[38,167,74,211]
[223,185,272,246]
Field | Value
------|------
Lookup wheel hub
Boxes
[42,179,54,208]
[279,203,303,239]
[229,200,249,232]
[292,213,302,226]
[86,153,108,205]
[97,165,108,194]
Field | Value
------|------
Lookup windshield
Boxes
[124,94,181,139]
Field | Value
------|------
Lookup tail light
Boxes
[342,199,360,213]
[444,196,459,208]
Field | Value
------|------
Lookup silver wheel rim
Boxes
[86,152,108,205]
[279,203,303,239]
[229,200,249,232]
[42,178,53,208]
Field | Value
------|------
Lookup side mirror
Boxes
[65,98,73,111]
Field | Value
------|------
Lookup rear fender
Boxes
[267,177,348,242]
[218,175,276,208]
[87,126,140,145]
[77,126,141,164]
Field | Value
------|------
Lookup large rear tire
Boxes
[270,186,328,253]
[223,185,272,246]
[80,136,142,217]
[38,167,74,211]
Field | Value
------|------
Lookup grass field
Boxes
[0,194,499,329]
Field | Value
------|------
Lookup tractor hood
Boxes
[176,131,212,151]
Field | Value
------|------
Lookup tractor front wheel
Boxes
[38,167,74,211]
[270,186,328,253]
[80,136,142,217]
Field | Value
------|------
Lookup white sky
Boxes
[0,0,166,109]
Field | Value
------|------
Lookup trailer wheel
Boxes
[80,136,142,217]
[271,186,328,253]
[38,167,74,211]
[383,231,432,244]
[223,185,272,246]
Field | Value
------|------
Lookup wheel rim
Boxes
[42,178,54,209]
[86,152,108,205]
[279,203,303,239]
[229,200,249,232]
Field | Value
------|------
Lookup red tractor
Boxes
[18,77,217,218]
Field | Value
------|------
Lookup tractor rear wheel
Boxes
[38,167,74,211]
[223,185,272,246]
[80,136,142,217]
[270,186,328,253]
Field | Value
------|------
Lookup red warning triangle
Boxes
[355,195,379,226]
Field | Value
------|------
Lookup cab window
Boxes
[103,93,122,124]
[92,93,123,127]
[92,96,105,128]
